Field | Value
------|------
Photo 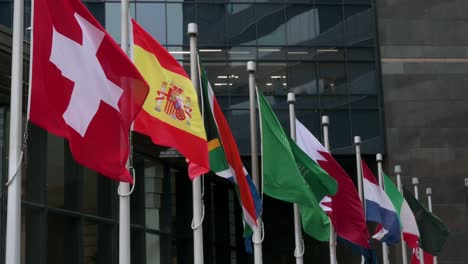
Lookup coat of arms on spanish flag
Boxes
[131,19,209,179]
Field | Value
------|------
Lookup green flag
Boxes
[403,188,449,255]
[257,89,337,241]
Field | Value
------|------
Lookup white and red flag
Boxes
[30,0,149,182]
[295,119,371,250]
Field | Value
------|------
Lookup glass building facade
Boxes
[0,0,385,263]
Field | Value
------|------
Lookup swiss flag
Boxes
[30,0,149,182]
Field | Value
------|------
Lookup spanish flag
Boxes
[131,19,209,179]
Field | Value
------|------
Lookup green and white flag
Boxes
[256,89,337,241]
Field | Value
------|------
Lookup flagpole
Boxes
[426,188,437,264]
[395,165,409,264]
[412,177,425,264]
[321,116,337,264]
[247,61,263,264]
[354,136,366,264]
[5,0,24,263]
[376,154,389,264]
[354,136,364,202]
[119,1,131,264]
[188,23,204,264]
[288,92,304,264]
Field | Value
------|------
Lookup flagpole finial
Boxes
[287,92,295,103]
[395,165,401,173]
[376,153,383,162]
[321,115,329,126]
[354,136,361,145]
[412,177,419,185]
[426,188,432,195]
[187,23,198,36]
[247,61,256,73]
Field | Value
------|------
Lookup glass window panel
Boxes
[344,6,375,46]
[343,0,371,4]
[0,2,12,27]
[295,110,321,138]
[230,110,251,155]
[226,61,249,95]
[320,95,349,110]
[227,47,257,61]
[316,48,345,61]
[167,3,195,45]
[347,62,376,94]
[199,48,227,61]
[167,46,191,62]
[47,213,81,264]
[227,4,256,46]
[287,62,318,95]
[315,6,344,46]
[201,62,230,95]
[257,62,287,95]
[255,5,286,46]
[85,2,105,25]
[257,47,287,61]
[350,110,380,141]
[83,221,98,263]
[346,48,375,61]
[82,168,99,215]
[349,95,378,109]
[197,4,227,46]
[317,62,347,95]
[46,134,65,208]
[286,5,319,46]
[105,3,135,42]
[136,3,167,44]
[326,110,352,149]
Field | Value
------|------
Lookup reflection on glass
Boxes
[287,62,318,94]
[256,5,286,46]
[318,63,347,94]
[136,3,167,44]
[198,4,227,46]
[47,134,64,208]
[167,3,195,45]
[348,63,376,94]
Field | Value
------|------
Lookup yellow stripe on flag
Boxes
[208,138,221,151]
[133,45,206,140]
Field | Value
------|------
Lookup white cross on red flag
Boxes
[30,0,149,182]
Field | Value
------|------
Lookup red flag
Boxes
[411,247,434,264]
[30,0,149,182]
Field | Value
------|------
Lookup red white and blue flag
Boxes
[362,160,401,245]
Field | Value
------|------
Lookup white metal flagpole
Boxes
[247,61,263,264]
[395,165,408,264]
[426,188,437,264]
[188,23,204,264]
[5,0,24,263]
[354,136,364,202]
[321,116,337,264]
[376,154,389,264]
[412,177,424,264]
[354,136,366,264]
[119,1,131,264]
[288,92,304,264]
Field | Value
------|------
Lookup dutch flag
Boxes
[362,160,402,245]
